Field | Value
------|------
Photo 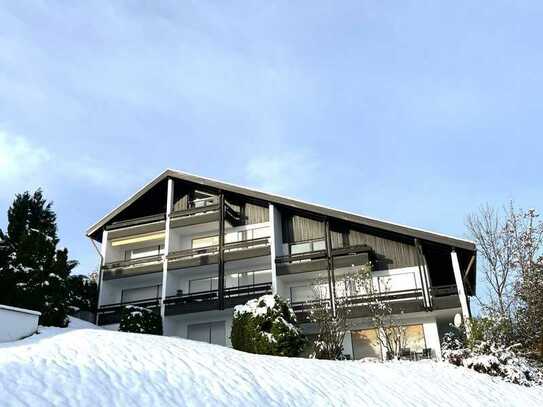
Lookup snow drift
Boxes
[0,321,542,406]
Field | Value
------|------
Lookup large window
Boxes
[192,236,219,249]
[403,324,426,352]
[225,269,271,289]
[290,239,326,255]
[352,329,382,360]
[121,285,161,303]
[289,283,329,303]
[351,324,427,360]
[188,276,219,293]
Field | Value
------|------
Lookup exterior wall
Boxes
[0,305,41,342]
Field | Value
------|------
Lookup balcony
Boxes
[167,237,271,269]
[163,282,272,316]
[102,254,163,280]
[97,297,161,326]
[170,197,241,228]
[275,243,372,275]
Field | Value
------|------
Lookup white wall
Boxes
[0,305,41,342]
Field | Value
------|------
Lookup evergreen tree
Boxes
[66,274,98,314]
[0,190,77,326]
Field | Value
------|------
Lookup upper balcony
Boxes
[168,225,271,270]
[275,239,372,275]
[170,196,241,228]
[102,254,163,280]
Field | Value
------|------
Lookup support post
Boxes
[451,249,471,335]
[96,230,109,323]
[414,239,432,310]
[160,178,174,319]
[269,203,279,295]
[218,192,225,310]
[324,218,336,316]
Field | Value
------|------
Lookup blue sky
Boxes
[1,1,543,299]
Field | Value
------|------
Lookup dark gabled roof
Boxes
[86,169,476,251]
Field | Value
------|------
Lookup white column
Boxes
[451,250,471,332]
[269,203,278,295]
[97,230,109,309]
[161,178,174,318]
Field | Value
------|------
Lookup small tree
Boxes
[307,276,349,360]
[350,266,407,360]
[119,305,163,335]
[231,294,305,357]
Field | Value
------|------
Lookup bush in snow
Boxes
[231,294,305,357]
[442,320,543,387]
[119,305,163,335]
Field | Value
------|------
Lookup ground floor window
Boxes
[187,321,226,346]
[351,324,426,360]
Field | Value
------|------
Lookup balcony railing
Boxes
[105,213,166,231]
[163,282,272,315]
[167,237,271,265]
[97,297,161,325]
[170,198,240,224]
[103,254,163,270]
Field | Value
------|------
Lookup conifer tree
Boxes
[0,190,77,326]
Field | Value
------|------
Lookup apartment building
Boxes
[87,169,476,360]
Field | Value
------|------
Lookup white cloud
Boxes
[0,130,138,198]
[0,130,50,184]
[245,150,320,195]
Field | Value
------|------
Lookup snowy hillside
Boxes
[0,322,542,407]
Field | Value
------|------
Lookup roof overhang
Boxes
[86,169,476,252]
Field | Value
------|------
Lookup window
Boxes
[187,321,226,346]
[189,276,219,293]
[290,285,324,303]
[352,329,382,360]
[403,324,426,352]
[224,270,272,289]
[192,236,219,249]
[121,285,161,303]
[125,245,164,260]
[290,239,326,255]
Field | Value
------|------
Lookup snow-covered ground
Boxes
[0,321,541,407]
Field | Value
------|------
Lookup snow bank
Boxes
[0,325,541,406]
